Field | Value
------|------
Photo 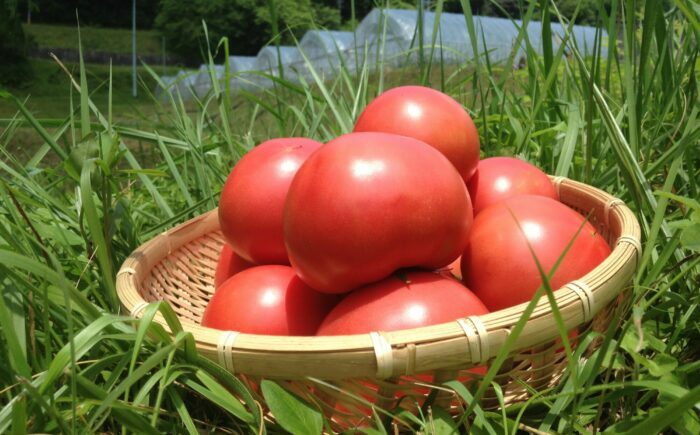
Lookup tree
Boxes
[444,0,610,25]
[18,0,160,29]
[0,0,33,87]
[155,0,341,65]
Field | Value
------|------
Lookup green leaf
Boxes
[655,191,700,211]
[2,283,27,368]
[72,374,160,435]
[10,393,26,435]
[41,314,126,395]
[186,370,254,425]
[77,19,90,140]
[626,384,700,434]
[443,380,494,434]
[32,221,84,246]
[166,389,199,435]
[680,223,700,251]
[648,354,679,378]
[554,104,581,177]
[260,380,322,435]
[425,406,458,435]
[80,160,118,310]
[117,168,169,177]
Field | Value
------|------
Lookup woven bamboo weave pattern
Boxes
[116,176,641,416]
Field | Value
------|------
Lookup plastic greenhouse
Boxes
[153,75,176,98]
[295,30,358,76]
[195,59,265,96]
[226,56,258,91]
[355,8,422,67]
[356,9,525,66]
[169,70,198,99]
[254,46,303,87]
[192,64,226,97]
[155,8,607,98]
[355,8,607,68]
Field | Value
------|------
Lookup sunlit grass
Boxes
[0,0,699,433]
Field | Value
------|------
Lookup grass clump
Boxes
[23,23,167,57]
[0,0,699,433]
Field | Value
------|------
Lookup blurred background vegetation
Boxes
[3,0,613,80]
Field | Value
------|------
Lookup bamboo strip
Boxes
[116,176,641,406]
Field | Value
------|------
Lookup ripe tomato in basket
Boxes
[316,271,488,335]
[284,132,473,293]
[467,157,558,215]
[461,195,611,312]
[316,271,488,431]
[213,243,255,289]
[218,137,322,265]
[201,265,338,335]
[354,85,481,183]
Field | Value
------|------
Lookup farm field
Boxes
[1,2,699,434]
[23,23,166,56]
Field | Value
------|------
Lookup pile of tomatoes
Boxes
[202,85,611,338]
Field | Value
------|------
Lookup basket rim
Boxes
[116,176,641,379]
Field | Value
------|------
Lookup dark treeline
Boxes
[19,0,160,29]
[4,0,612,83]
[17,1,607,30]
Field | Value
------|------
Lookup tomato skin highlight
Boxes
[213,244,255,289]
[316,271,488,335]
[354,85,481,183]
[284,132,473,294]
[467,157,558,215]
[201,265,338,336]
[461,195,611,312]
[218,137,323,265]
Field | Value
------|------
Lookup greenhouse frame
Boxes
[156,8,607,99]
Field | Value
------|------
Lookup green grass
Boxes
[0,59,181,116]
[1,0,699,433]
[0,59,184,160]
[24,23,166,57]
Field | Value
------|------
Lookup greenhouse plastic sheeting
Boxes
[155,75,177,99]
[355,8,607,68]
[254,46,304,88]
[171,70,198,99]
[192,64,226,97]
[299,30,356,59]
[294,30,359,77]
[356,9,485,67]
[356,9,524,66]
[155,8,607,98]
[226,56,258,91]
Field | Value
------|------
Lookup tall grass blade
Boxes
[76,15,91,140]
[626,383,700,434]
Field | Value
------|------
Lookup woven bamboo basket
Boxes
[117,176,641,430]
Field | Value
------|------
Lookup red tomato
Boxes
[316,271,488,335]
[354,85,480,182]
[213,243,255,289]
[467,157,558,215]
[318,271,488,430]
[201,265,338,335]
[461,195,611,312]
[284,132,473,293]
[218,137,323,264]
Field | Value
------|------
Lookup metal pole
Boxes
[132,0,137,97]
[162,36,166,76]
